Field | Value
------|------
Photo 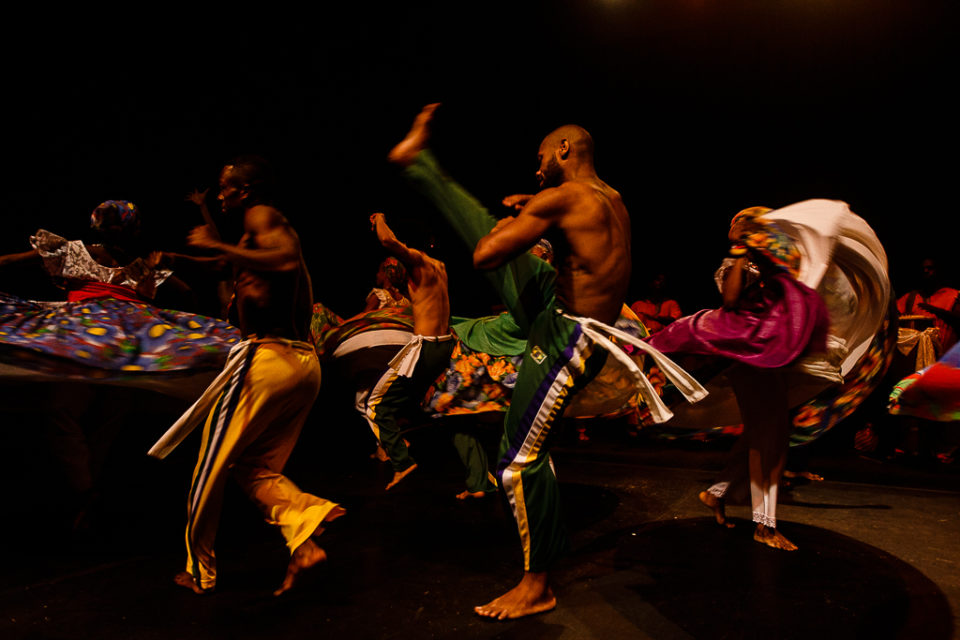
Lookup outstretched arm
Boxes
[473,187,566,269]
[0,249,40,269]
[370,213,423,270]
[918,301,960,332]
[188,206,301,272]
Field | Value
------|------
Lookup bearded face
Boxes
[536,152,563,189]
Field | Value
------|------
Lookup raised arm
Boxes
[370,213,424,270]
[473,187,568,270]
[0,248,40,269]
[188,206,301,272]
[721,256,748,309]
[185,188,222,242]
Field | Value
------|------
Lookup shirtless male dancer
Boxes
[365,213,497,499]
[389,105,632,619]
[162,156,344,596]
[365,212,451,491]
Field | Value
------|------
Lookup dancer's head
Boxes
[218,155,276,213]
[376,257,408,290]
[530,238,554,265]
[90,200,141,245]
[648,273,668,297]
[536,125,594,189]
[918,256,943,295]
[728,206,771,242]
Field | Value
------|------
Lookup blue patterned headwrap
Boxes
[90,200,140,236]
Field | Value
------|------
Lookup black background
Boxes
[4,1,955,318]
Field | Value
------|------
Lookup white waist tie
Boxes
[147,337,314,459]
[387,333,454,378]
[562,313,708,424]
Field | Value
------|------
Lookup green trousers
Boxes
[404,151,608,571]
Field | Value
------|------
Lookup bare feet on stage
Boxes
[475,572,557,620]
[371,440,410,463]
[385,463,418,491]
[455,489,486,500]
[754,524,798,551]
[273,540,327,596]
[783,469,824,482]
[173,571,210,595]
[388,103,440,166]
[273,505,347,596]
[699,490,734,528]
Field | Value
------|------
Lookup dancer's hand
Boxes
[187,224,221,250]
[145,250,169,269]
[502,194,534,211]
[185,188,209,207]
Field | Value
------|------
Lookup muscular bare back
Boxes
[370,212,450,337]
[406,252,450,336]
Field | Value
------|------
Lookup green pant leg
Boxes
[368,372,419,473]
[452,429,497,494]
[496,310,609,572]
[368,339,456,472]
[403,150,557,333]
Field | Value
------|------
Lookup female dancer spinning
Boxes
[648,206,832,550]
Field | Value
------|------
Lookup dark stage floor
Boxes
[2,405,958,640]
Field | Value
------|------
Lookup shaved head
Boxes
[542,125,594,162]
[536,124,595,188]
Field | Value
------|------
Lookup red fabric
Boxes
[897,287,959,352]
[67,281,144,303]
[630,299,682,333]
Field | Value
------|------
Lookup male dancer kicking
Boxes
[150,156,344,596]
[389,105,633,619]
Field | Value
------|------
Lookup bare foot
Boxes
[174,571,209,595]
[370,445,389,462]
[273,539,328,596]
[387,103,440,165]
[699,491,734,528]
[385,463,418,491]
[317,504,347,533]
[456,489,487,500]
[474,572,556,620]
[754,524,798,551]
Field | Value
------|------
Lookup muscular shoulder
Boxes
[244,205,287,232]
[523,182,607,223]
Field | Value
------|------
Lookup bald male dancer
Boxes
[389,105,632,619]
[151,156,344,596]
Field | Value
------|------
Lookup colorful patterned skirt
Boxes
[0,292,240,377]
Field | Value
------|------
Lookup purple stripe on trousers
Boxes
[499,323,582,472]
